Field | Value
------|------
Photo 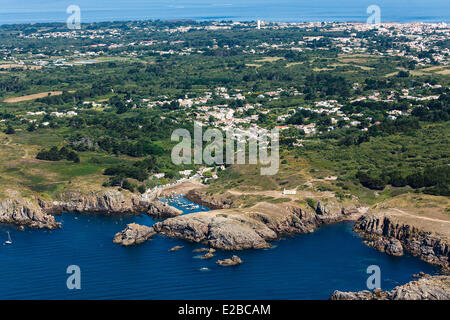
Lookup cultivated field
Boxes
[0,64,42,71]
[3,91,63,103]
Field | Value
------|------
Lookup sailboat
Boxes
[4,231,12,245]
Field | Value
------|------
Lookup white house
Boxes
[283,189,297,195]
[179,170,193,177]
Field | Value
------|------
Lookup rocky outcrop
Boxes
[193,247,213,253]
[151,205,308,250]
[150,201,366,251]
[153,211,275,250]
[354,214,449,270]
[315,201,368,223]
[200,252,215,260]
[146,201,182,219]
[40,189,182,218]
[0,198,60,229]
[113,223,156,246]
[330,275,450,300]
[193,248,216,259]
[363,238,404,256]
[184,189,234,210]
[217,255,243,266]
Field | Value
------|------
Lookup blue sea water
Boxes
[0,0,449,25]
[0,197,439,300]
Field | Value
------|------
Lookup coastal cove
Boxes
[0,198,439,300]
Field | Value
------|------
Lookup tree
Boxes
[27,123,36,132]
[67,151,80,163]
[397,70,409,78]
[122,179,135,192]
[406,172,424,189]
[203,171,213,178]
[4,125,15,134]
[137,185,146,194]
[357,171,386,190]
[388,171,407,187]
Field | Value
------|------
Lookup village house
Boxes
[179,170,193,177]
[283,189,297,195]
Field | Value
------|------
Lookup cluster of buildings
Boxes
[152,165,224,183]
[3,21,448,151]
[3,20,448,69]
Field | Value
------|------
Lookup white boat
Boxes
[4,231,12,245]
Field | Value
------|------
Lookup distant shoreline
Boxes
[0,18,449,27]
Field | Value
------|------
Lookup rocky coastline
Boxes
[2,185,449,300]
[111,191,450,299]
[0,189,182,230]
[330,275,450,300]
[129,200,367,251]
[40,189,182,218]
[0,198,60,230]
[354,213,449,271]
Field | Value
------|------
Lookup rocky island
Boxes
[217,255,243,266]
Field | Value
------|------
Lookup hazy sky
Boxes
[1,0,448,12]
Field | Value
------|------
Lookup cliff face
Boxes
[41,190,149,215]
[0,199,60,229]
[315,201,367,224]
[354,214,449,270]
[0,189,182,230]
[40,189,182,218]
[330,275,450,300]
